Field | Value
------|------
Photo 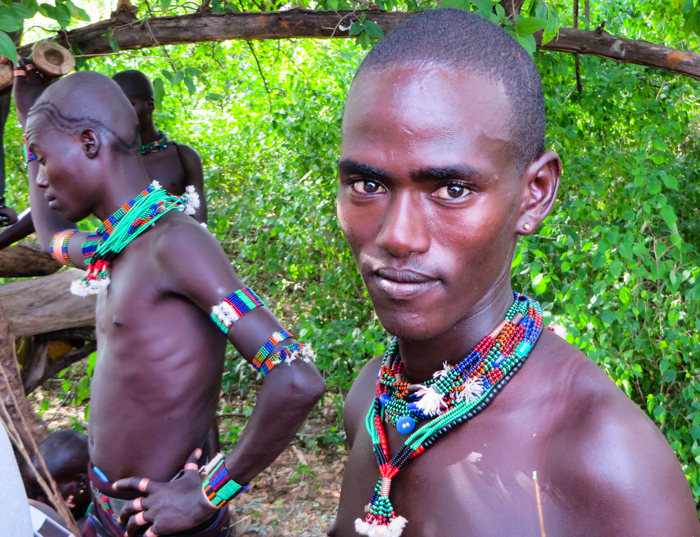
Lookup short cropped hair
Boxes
[356,8,546,171]
[112,69,154,100]
[34,430,89,480]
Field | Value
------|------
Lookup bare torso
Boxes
[331,329,699,537]
[89,211,224,482]
[142,143,188,196]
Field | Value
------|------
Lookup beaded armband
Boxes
[22,133,37,164]
[252,329,316,375]
[210,287,265,335]
[201,453,248,509]
[49,230,78,268]
[81,233,101,262]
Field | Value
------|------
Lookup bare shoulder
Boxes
[537,330,699,535]
[344,356,382,448]
[175,143,202,165]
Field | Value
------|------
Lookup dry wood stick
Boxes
[0,357,80,535]
[533,470,546,537]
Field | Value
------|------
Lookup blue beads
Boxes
[493,353,507,367]
[379,394,391,407]
[396,416,416,434]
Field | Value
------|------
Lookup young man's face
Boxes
[337,66,525,341]
[121,90,152,133]
[26,121,95,222]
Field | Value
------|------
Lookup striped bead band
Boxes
[49,230,78,268]
[252,329,294,373]
[23,133,37,164]
[201,453,247,509]
[254,342,315,375]
[82,233,101,261]
[210,287,266,335]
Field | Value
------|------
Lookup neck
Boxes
[139,122,161,145]
[92,159,152,221]
[398,279,515,383]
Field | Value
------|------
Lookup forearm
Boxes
[26,162,75,251]
[0,211,35,250]
[222,360,324,484]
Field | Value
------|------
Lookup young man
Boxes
[26,430,91,528]
[17,68,324,537]
[0,68,206,250]
[329,9,700,537]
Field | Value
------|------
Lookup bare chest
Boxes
[142,146,187,195]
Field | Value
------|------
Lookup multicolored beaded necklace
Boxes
[71,182,191,297]
[140,131,171,155]
[355,292,543,537]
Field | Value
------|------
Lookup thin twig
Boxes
[246,40,272,109]
[533,471,546,537]
[573,0,583,93]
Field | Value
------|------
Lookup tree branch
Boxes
[499,0,525,20]
[18,9,700,81]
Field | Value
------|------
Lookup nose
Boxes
[376,191,430,258]
[35,167,48,188]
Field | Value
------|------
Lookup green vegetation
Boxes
[3,0,699,508]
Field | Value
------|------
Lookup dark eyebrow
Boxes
[411,165,481,183]
[338,159,390,181]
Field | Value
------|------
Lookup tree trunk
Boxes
[0,242,62,278]
[0,269,96,338]
[20,9,700,81]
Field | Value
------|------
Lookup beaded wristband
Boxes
[252,329,294,373]
[210,287,265,335]
[201,453,248,509]
[255,341,316,375]
[81,233,101,261]
[49,230,78,268]
[22,133,37,164]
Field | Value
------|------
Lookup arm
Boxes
[13,63,79,254]
[177,144,207,224]
[0,210,34,250]
[116,220,324,535]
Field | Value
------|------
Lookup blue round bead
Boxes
[379,394,391,407]
[396,416,416,434]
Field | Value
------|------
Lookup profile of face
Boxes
[26,466,90,519]
[337,66,560,341]
[119,89,153,132]
[25,117,99,222]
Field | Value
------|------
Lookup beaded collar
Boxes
[355,292,543,537]
[140,131,171,155]
[70,181,199,297]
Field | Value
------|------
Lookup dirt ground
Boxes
[30,382,347,536]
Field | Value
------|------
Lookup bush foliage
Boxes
[4,0,699,507]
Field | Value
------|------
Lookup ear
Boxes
[81,129,101,159]
[75,472,89,496]
[516,150,561,235]
[146,97,155,113]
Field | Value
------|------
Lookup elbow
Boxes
[280,362,326,412]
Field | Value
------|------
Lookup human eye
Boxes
[431,183,472,201]
[350,179,386,195]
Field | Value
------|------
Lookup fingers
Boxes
[145,528,159,537]
[184,448,203,472]
[117,495,149,524]
[113,476,154,493]
[125,508,151,537]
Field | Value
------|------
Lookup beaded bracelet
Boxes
[49,230,78,268]
[201,453,248,509]
[251,329,294,372]
[210,287,265,335]
[81,233,101,261]
[254,341,316,375]
[22,133,37,164]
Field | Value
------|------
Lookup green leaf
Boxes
[10,2,36,18]
[471,0,492,14]
[172,70,185,86]
[153,76,165,109]
[0,12,23,32]
[542,8,560,44]
[363,20,384,39]
[439,0,470,9]
[348,21,363,36]
[681,0,695,12]
[67,1,90,22]
[206,92,224,101]
[109,37,119,52]
[660,205,678,228]
[516,17,547,35]
[513,32,536,55]
[0,29,16,62]
[661,173,679,190]
[161,69,173,83]
[619,287,631,304]
[184,75,196,96]
[184,67,203,76]
[160,0,172,10]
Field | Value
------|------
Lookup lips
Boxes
[44,192,58,209]
[371,266,440,299]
